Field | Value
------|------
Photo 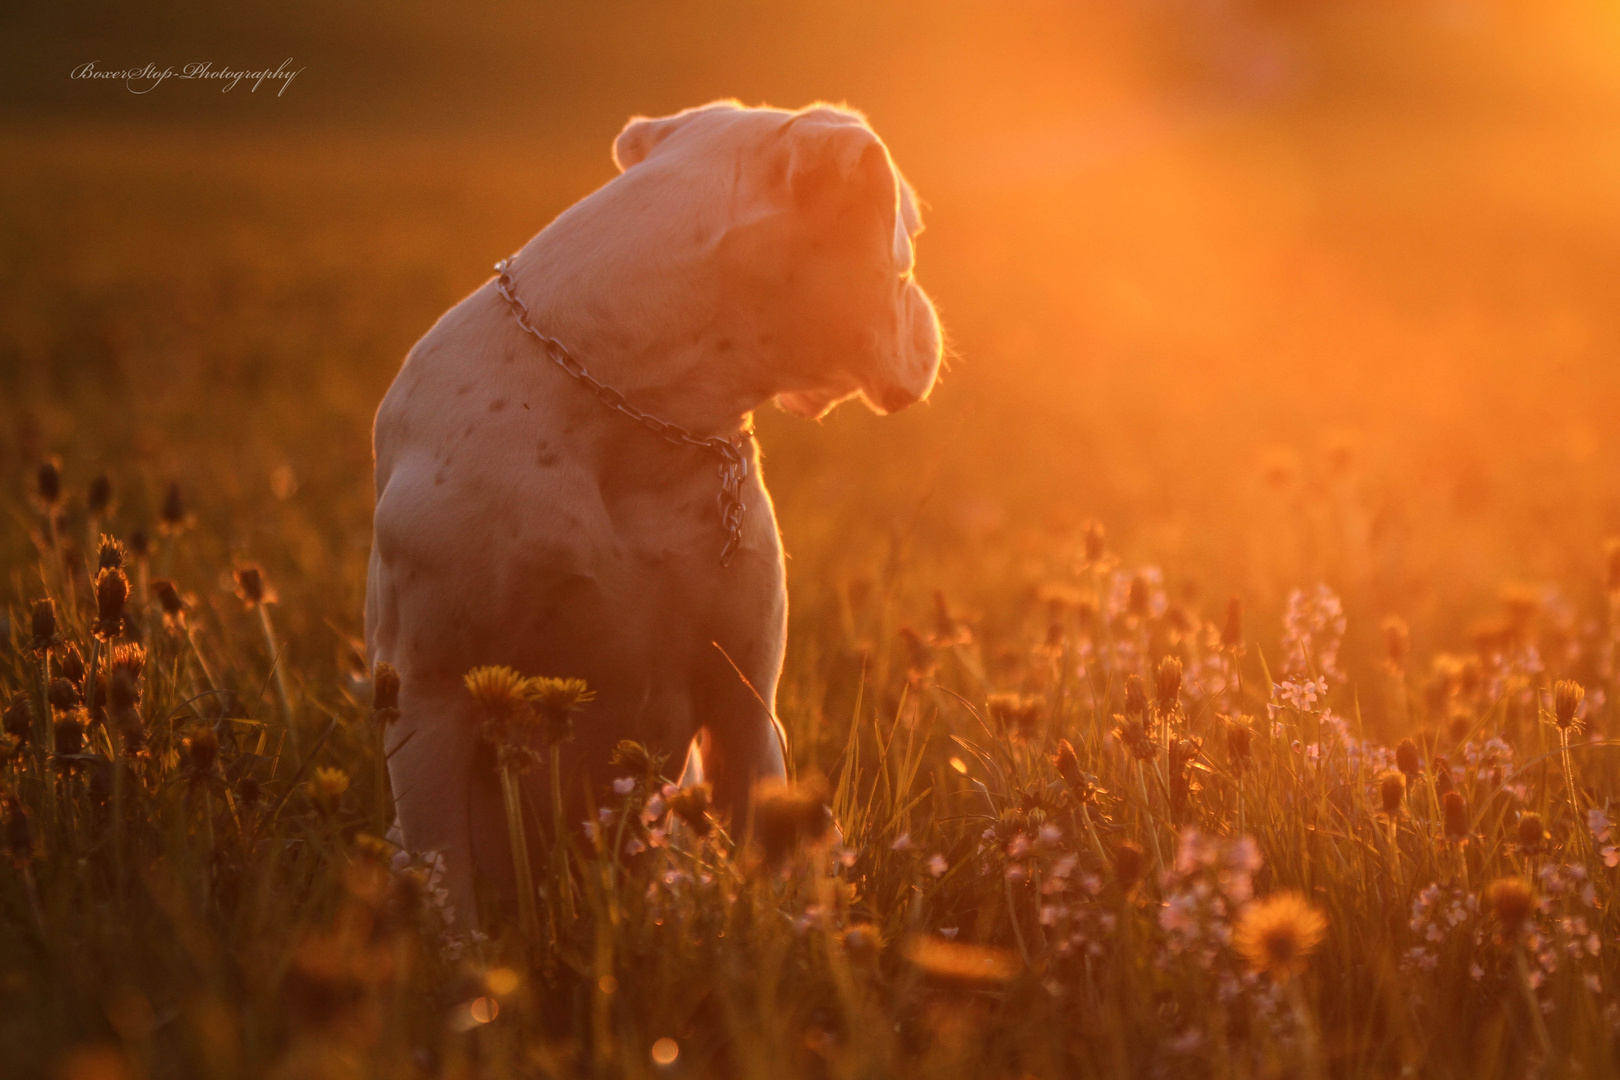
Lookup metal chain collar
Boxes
[493,257,754,565]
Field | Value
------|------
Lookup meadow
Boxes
[5,10,1620,1074]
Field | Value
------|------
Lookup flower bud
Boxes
[88,474,113,516]
[1082,520,1105,563]
[29,598,57,652]
[94,566,130,641]
[1395,738,1421,778]
[1123,674,1148,718]
[1155,656,1183,714]
[371,662,401,724]
[36,460,61,506]
[1486,877,1534,937]
[1221,596,1243,650]
[1113,840,1146,890]
[1516,812,1545,856]
[1443,790,1468,840]
[1552,680,1584,731]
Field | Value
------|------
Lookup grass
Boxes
[3,118,1620,1080]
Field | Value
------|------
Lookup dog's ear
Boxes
[783,111,897,217]
[614,100,746,172]
[613,115,681,172]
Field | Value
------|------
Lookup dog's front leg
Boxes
[697,645,788,834]
[386,683,481,931]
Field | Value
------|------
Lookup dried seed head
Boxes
[1446,708,1472,745]
[1051,738,1090,797]
[1486,877,1535,938]
[150,580,186,627]
[1382,616,1410,671]
[49,677,82,713]
[1395,738,1421,777]
[4,798,33,864]
[108,666,140,713]
[1501,585,1539,638]
[931,591,965,644]
[1221,596,1244,650]
[1433,756,1455,799]
[57,643,85,687]
[370,662,401,725]
[108,666,141,716]
[1167,737,1202,819]
[1112,715,1158,761]
[1516,812,1546,856]
[669,783,713,837]
[1082,520,1106,563]
[88,474,112,516]
[1443,790,1469,840]
[94,566,130,641]
[1379,771,1406,817]
[986,692,1042,742]
[610,739,660,779]
[54,713,87,758]
[1113,839,1147,890]
[897,626,935,679]
[283,920,397,1035]
[96,534,125,572]
[1552,680,1584,731]
[752,776,833,868]
[112,680,146,755]
[1123,674,1148,718]
[845,576,873,614]
[160,482,185,531]
[3,696,34,742]
[1233,892,1327,981]
[1155,656,1183,714]
[1127,576,1150,619]
[128,529,149,560]
[29,598,57,652]
[36,459,61,507]
[233,565,274,607]
[1225,717,1253,767]
[184,725,219,774]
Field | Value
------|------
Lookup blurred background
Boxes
[2,0,1619,725]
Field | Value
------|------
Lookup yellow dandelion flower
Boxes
[464,666,532,720]
[310,766,350,804]
[1233,891,1327,981]
[525,676,593,743]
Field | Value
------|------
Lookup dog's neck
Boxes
[504,225,769,442]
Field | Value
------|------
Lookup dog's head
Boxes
[612,101,943,419]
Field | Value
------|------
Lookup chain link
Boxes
[493,258,754,565]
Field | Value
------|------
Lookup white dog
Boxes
[365,100,942,927]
